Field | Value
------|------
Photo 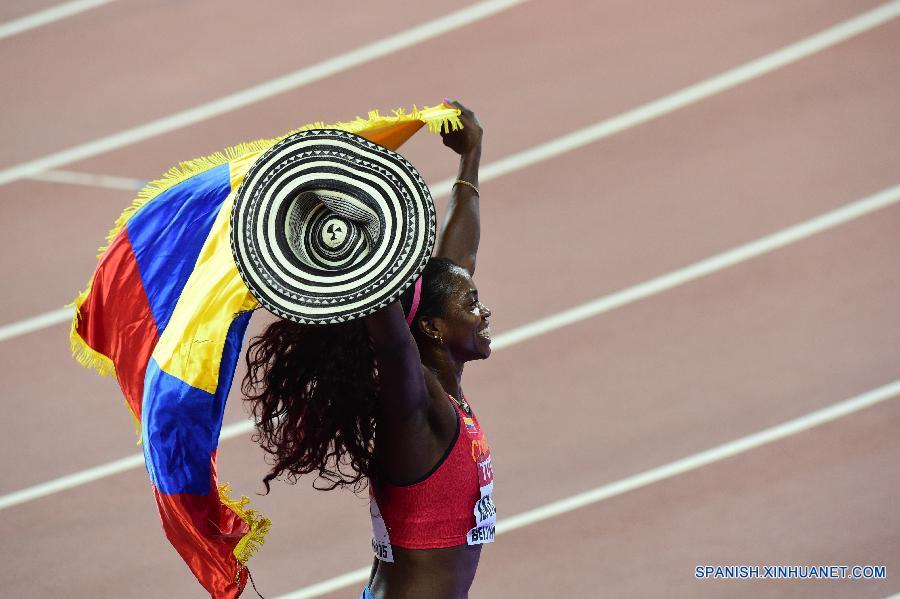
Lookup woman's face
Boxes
[435,268,492,361]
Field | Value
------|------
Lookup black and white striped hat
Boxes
[230,129,436,324]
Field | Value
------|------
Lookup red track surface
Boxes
[1,1,898,597]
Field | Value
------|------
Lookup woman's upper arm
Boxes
[434,180,479,275]
[365,302,429,423]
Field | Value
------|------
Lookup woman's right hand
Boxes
[441,100,482,157]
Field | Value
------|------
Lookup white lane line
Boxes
[2,0,899,502]
[274,567,371,599]
[0,0,527,187]
[3,0,896,333]
[273,379,900,598]
[28,169,145,191]
[0,454,146,512]
[4,0,897,189]
[492,182,900,350]
[496,379,900,535]
[0,0,116,40]
[0,418,251,511]
[0,307,72,342]
[4,177,897,345]
[19,0,900,195]
[2,181,898,511]
[475,0,900,183]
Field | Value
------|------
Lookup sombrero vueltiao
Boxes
[230,128,436,324]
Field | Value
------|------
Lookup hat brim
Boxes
[230,129,436,324]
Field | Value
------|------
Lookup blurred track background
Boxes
[1,1,898,597]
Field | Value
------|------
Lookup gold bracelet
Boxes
[453,179,480,196]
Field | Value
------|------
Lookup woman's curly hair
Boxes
[242,318,379,493]
[242,257,461,494]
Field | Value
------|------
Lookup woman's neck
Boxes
[421,346,464,399]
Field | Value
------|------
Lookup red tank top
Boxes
[369,395,496,561]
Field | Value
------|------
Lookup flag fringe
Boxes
[95,103,461,255]
[68,287,116,378]
[219,484,272,564]
[124,399,142,444]
[69,279,143,442]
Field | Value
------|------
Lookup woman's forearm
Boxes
[437,146,481,274]
[434,100,483,275]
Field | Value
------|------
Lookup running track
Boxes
[1,1,898,597]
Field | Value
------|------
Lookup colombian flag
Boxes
[70,104,461,597]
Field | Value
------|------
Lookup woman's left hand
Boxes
[441,99,482,157]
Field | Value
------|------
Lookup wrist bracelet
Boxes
[453,179,480,196]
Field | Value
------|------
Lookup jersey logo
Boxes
[471,438,490,463]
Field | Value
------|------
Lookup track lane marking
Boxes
[0,0,116,40]
[4,0,898,188]
[1,181,898,510]
[272,379,900,598]
[0,0,896,337]
[476,0,900,183]
[0,419,250,511]
[0,307,73,342]
[491,183,900,349]
[0,0,528,186]
[2,0,898,508]
[2,179,898,345]
[2,0,896,191]
[28,169,144,191]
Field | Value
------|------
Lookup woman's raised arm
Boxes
[366,302,454,484]
[364,302,429,420]
[435,100,483,275]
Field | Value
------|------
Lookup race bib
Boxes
[370,494,394,562]
[468,453,496,545]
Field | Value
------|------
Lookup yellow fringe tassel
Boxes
[69,287,142,444]
[68,286,116,378]
[94,103,461,255]
[125,400,142,445]
[219,483,272,564]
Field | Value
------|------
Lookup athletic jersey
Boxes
[369,395,496,562]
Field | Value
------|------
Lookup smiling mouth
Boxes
[477,326,491,340]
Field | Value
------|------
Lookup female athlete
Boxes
[242,101,494,599]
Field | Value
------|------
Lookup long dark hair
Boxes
[242,319,378,493]
[242,257,461,493]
